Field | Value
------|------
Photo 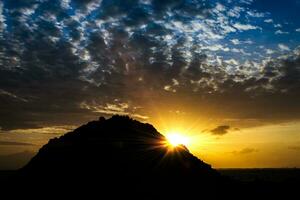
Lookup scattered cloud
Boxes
[278,44,290,51]
[231,39,241,45]
[233,23,259,31]
[80,101,149,120]
[275,30,289,35]
[202,44,230,52]
[264,19,273,23]
[266,49,275,54]
[247,11,265,18]
[164,85,177,93]
[210,125,230,136]
[0,0,299,131]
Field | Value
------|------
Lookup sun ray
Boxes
[165,132,190,148]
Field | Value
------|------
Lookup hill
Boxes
[16,115,228,198]
[2,116,299,199]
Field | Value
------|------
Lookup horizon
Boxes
[1,0,300,169]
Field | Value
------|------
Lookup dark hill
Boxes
[15,116,229,199]
[4,116,298,199]
[23,116,217,175]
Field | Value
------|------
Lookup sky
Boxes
[0,0,300,169]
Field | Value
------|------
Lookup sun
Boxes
[165,132,190,148]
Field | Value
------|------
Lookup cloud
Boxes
[247,11,265,18]
[0,89,28,102]
[210,125,230,135]
[240,0,254,5]
[274,24,282,28]
[202,44,230,52]
[80,101,149,120]
[231,148,258,155]
[215,3,226,12]
[278,44,290,51]
[0,140,35,146]
[264,19,273,23]
[0,1,5,31]
[1,126,75,135]
[60,0,71,10]
[231,39,240,45]
[275,30,289,35]
[296,28,300,32]
[266,49,275,54]
[227,6,243,18]
[0,0,299,131]
[233,23,259,31]
[164,85,176,93]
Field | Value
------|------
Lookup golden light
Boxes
[165,132,190,148]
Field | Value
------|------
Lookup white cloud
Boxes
[231,39,240,45]
[233,23,259,31]
[194,20,224,39]
[219,24,236,34]
[61,0,71,10]
[80,101,149,120]
[240,0,254,5]
[164,85,176,93]
[231,48,240,53]
[264,19,273,23]
[216,56,223,65]
[247,11,265,18]
[244,39,254,44]
[166,20,224,42]
[278,44,290,51]
[85,0,103,14]
[227,6,243,18]
[224,59,239,65]
[274,24,282,28]
[202,44,230,52]
[266,49,275,54]
[275,30,289,35]
[296,28,300,32]
[172,78,179,86]
[0,1,6,31]
[139,0,152,5]
[215,3,226,12]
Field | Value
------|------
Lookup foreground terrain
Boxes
[0,116,299,199]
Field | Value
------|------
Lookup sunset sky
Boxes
[0,0,300,169]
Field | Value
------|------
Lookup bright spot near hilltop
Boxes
[166,133,190,148]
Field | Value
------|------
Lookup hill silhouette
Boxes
[1,115,299,199]
[13,115,229,198]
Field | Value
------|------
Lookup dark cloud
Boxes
[210,125,230,135]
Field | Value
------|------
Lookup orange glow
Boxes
[166,132,190,148]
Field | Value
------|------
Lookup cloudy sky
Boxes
[1,0,300,169]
